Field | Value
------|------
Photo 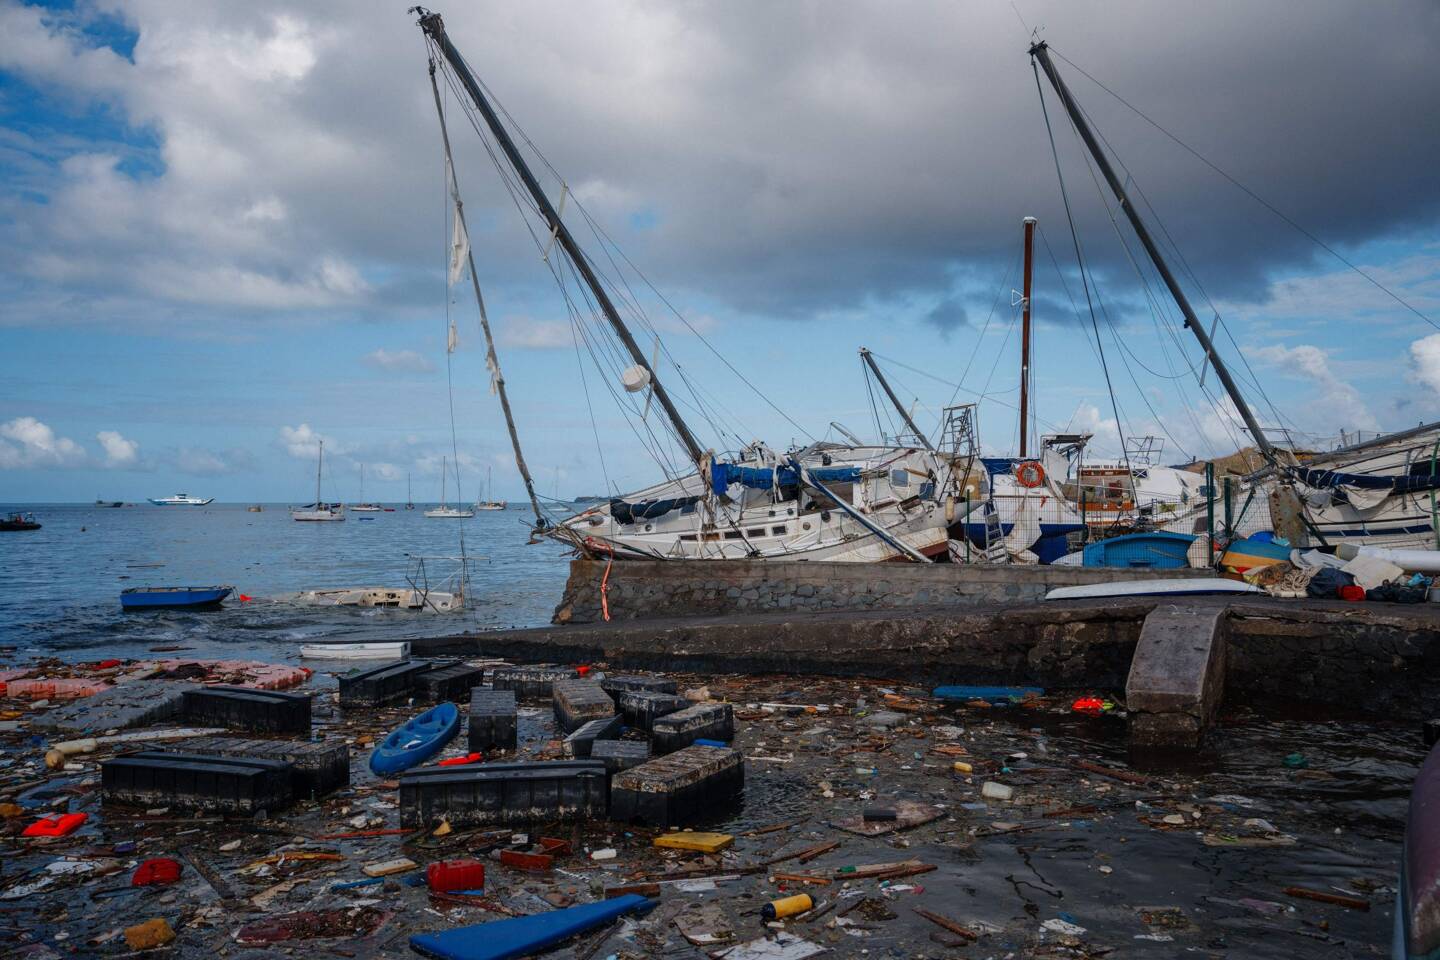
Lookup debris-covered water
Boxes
[0,666,1415,958]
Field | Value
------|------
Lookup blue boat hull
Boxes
[121,587,234,610]
[410,894,653,960]
[370,702,461,776]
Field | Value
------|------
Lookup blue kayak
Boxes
[410,894,652,960]
[121,586,234,610]
[933,684,1044,704]
[369,702,460,776]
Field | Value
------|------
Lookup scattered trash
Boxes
[21,812,88,837]
[762,893,814,920]
[124,918,176,950]
[131,857,183,886]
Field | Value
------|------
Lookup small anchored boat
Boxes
[2,511,41,531]
[369,701,461,776]
[300,640,412,660]
[121,586,235,610]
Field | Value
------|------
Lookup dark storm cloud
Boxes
[1,0,1437,329]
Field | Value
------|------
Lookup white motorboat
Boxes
[291,439,345,521]
[148,493,213,506]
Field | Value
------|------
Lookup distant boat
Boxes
[405,472,415,510]
[291,439,346,521]
[121,585,234,610]
[247,505,263,512]
[475,466,506,511]
[148,493,213,506]
[95,499,124,508]
[2,511,41,531]
[352,463,383,512]
[425,455,473,519]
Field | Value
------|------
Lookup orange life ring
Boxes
[1014,460,1046,488]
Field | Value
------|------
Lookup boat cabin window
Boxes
[890,470,909,487]
[771,525,787,535]
[747,528,766,538]
[723,530,743,540]
[680,533,697,541]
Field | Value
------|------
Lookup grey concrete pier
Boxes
[1125,603,1229,748]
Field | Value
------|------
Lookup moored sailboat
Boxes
[291,439,345,521]
[424,456,473,519]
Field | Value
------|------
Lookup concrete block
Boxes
[591,739,649,774]
[418,662,486,703]
[616,690,690,732]
[183,736,349,799]
[652,703,734,754]
[399,760,608,828]
[102,752,293,814]
[610,744,744,826]
[468,688,517,752]
[181,686,312,735]
[31,680,196,734]
[600,674,679,702]
[563,715,623,758]
[338,660,429,707]
[553,679,616,734]
[1126,604,1228,749]
[490,666,580,700]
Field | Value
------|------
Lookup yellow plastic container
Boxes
[653,831,734,854]
[952,761,973,774]
[762,893,814,920]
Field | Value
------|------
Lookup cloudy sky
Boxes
[2,0,1438,503]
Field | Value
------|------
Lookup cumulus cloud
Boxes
[1410,334,1440,393]
[96,429,139,468]
[1250,343,1378,432]
[0,416,87,469]
[498,320,573,350]
[278,423,340,459]
[362,348,435,373]
[174,446,256,476]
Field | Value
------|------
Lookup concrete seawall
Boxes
[553,558,1201,623]
[419,597,1440,720]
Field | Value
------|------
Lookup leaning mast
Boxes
[416,9,707,471]
[860,348,936,453]
[1028,42,1275,463]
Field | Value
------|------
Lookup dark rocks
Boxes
[181,686,311,735]
[102,752,293,814]
[552,680,616,734]
[337,660,429,708]
[398,760,608,828]
[609,744,744,826]
[651,703,734,754]
[468,689,517,753]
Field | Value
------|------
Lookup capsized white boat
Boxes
[1044,578,1264,601]
[300,640,412,660]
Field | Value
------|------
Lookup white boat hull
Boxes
[300,641,412,659]
[1045,578,1263,601]
[425,508,474,519]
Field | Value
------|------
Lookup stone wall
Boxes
[553,558,1200,624]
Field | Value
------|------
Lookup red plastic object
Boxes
[499,849,554,872]
[539,837,572,856]
[576,665,591,677]
[1071,697,1105,715]
[132,858,183,886]
[23,813,88,837]
[239,595,253,602]
[1338,585,1366,602]
[438,752,483,767]
[427,859,486,893]
[94,659,122,669]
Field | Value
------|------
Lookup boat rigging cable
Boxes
[426,57,548,530]
[1030,55,1137,499]
[1048,48,1439,334]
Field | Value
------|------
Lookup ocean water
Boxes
[0,503,571,663]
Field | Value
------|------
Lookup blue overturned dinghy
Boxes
[121,586,234,611]
[370,702,460,777]
[409,894,653,960]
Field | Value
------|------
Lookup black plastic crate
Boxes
[616,690,690,732]
[600,674,679,702]
[337,660,429,707]
[590,739,649,774]
[419,662,486,703]
[610,745,743,827]
[181,686,312,735]
[651,703,735,754]
[102,751,293,814]
[552,680,615,734]
[399,760,608,828]
[490,666,581,700]
[183,736,349,799]
[563,715,622,758]
[468,688,518,753]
